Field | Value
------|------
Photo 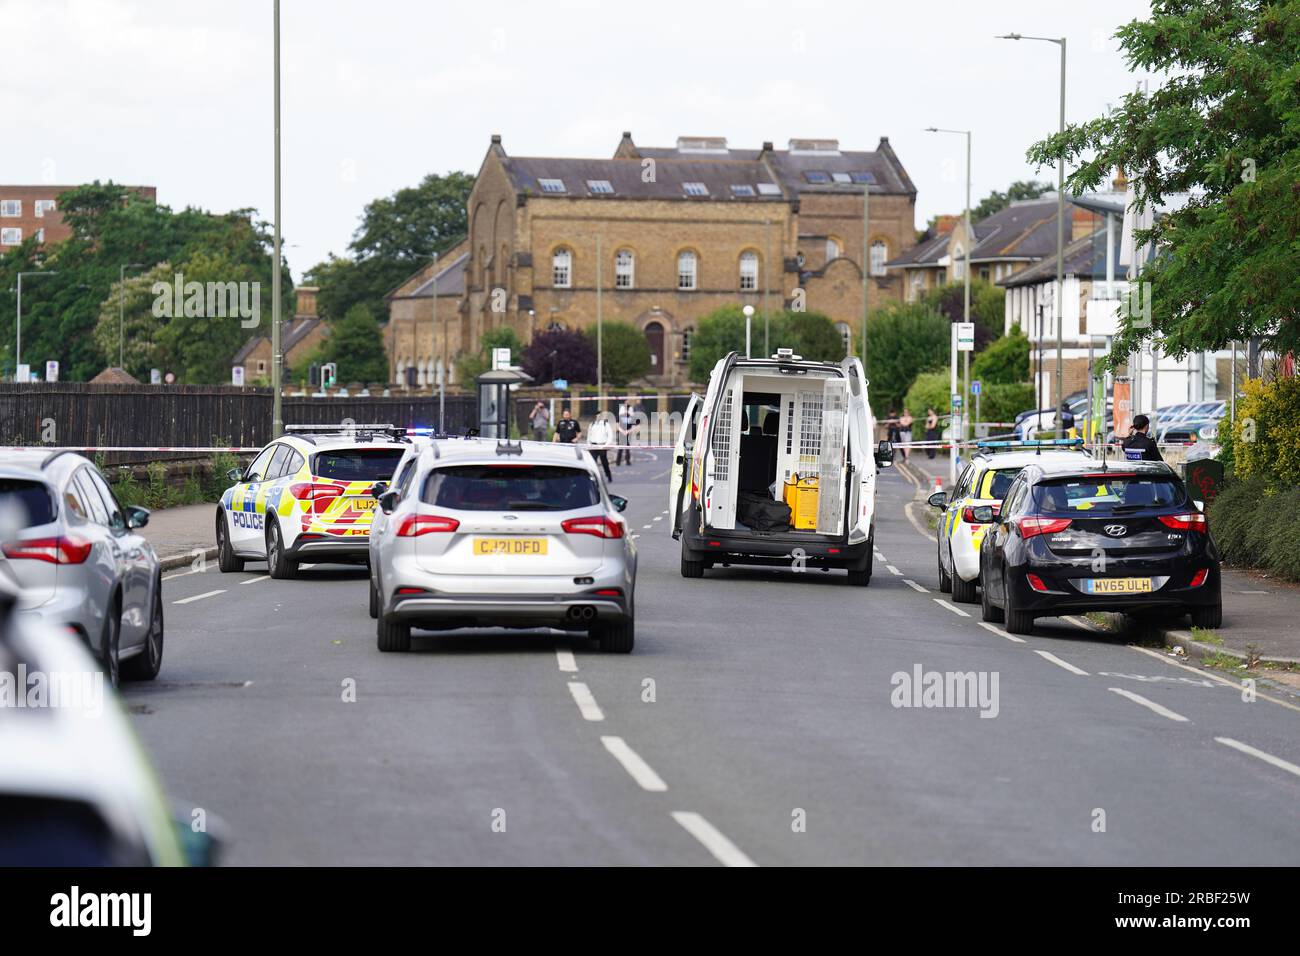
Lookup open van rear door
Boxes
[670,393,702,539]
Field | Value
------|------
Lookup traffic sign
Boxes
[956,322,976,351]
[45,361,59,383]
[951,394,963,409]
[971,379,981,396]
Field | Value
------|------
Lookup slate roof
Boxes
[999,226,1125,288]
[501,156,786,202]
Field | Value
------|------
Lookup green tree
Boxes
[586,322,650,385]
[1027,0,1300,361]
[306,171,473,322]
[918,278,1004,349]
[971,326,1030,385]
[314,304,390,385]
[688,306,845,381]
[903,370,951,419]
[862,303,951,414]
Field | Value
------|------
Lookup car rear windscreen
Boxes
[1034,475,1187,513]
[0,479,56,528]
[423,465,599,511]
[311,449,406,482]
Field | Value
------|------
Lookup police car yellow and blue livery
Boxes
[215,428,408,579]
[930,440,1091,604]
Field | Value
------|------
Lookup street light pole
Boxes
[860,181,869,365]
[271,0,284,437]
[999,31,1067,437]
[119,262,144,369]
[15,270,58,377]
[926,126,971,480]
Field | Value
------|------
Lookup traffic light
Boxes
[308,363,320,386]
[321,363,337,388]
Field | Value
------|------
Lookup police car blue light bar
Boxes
[975,438,1085,449]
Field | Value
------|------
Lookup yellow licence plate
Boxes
[1084,577,1153,594]
[473,537,548,556]
[352,498,376,511]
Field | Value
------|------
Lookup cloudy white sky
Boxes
[3,0,1153,280]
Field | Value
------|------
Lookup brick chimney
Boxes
[294,285,319,318]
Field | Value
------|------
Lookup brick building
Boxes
[394,133,917,386]
[232,286,326,385]
[0,184,157,248]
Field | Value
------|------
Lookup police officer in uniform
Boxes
[1122,414,1163,461]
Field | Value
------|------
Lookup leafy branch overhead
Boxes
[1025,0,1300,361]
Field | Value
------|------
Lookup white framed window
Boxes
[836,322,852,356]
[1,227,22,245]
[681,328,693,361]
[739,251,759,290]
[538,178,566,194]
[832,172,852,183]
[953,244,966,280]
[34,228,44,243]
[677,250,697,290]
[552,247,572,288]
[826,237,841,262]
[870,239,888,276]
[909,272,923,302]
[682,182,708,197]
[34,199,56,217]
[0,200,20,217]
[615,249,634,289]
[587,179,613,195]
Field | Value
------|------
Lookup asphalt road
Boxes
[127,450,1300,866]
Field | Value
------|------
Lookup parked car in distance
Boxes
[0,449,163,685]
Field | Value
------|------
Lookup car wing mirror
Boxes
[378,490,400,515]
[875,439,895,468]
[927,491,948,509]
[226,467,243,483]
[970,505,995,524]
[125,505,150,530]
[610,495,628,513]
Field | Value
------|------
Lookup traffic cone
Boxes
[933,475,942,493]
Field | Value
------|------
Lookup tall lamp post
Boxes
[15,270,59,377]
[271,0,284,437]
[999,31,1066,437]
[926,127,971,483]
[118,262,145,369]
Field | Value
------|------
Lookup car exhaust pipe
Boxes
[567,605,596,622]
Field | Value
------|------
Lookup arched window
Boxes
[677,250,697,291]
[826,237,841,262]
[952,243,966,280]
[615,249,634,289]
[870,240,888,276]
[552,247,572,288]
[835,322,852,357]
[739,251,759,291]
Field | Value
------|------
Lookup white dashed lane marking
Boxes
[671,811,757,867]
[1109,687,1189,722]
[934,599,970,618]
[978,622,1026,643]
[1034,650,1089,676]
[903,579,928,594]
[555,649,578,673]
[172,589,226,605]
[601,736,667,791]
[1215,737,1300,779]
[567,682,604,721]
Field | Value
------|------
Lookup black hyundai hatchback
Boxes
[977,459,1222,635]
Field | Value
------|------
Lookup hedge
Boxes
[1208,477,1300,582]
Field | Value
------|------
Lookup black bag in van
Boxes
[736,491,792,533]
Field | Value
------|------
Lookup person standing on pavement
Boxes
[897,408,913,462]
[587,413,614,481]
[553,409,581,444]
[924,407,939,460]
[615,397,634,466]
[1121,413,1164,461]
[528,400,550,442]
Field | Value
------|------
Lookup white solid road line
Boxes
[904,501,938,543]
[240,575,271,585]
[671,811,757,867]
[601,736,668,791]
[886,564,903,576]
[1215,737,1300,779]
[555,649,578,673]
[903,579,928,594]
[567,681,604,721]
[934,598,970,618]
[172,589,226,605]
[1034,650,1089,676]
[1127,645,1300,714]
[874,549,887,561]
[642,524,653,530]
[1108,687,1189,722]
[978,621,1026,643]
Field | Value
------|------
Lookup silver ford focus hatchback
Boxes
[0,450,163,685]
[368,439,636,653]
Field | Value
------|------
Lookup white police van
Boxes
[670,349,894,585]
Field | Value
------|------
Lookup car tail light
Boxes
[593,588,623,597]
[1026,573,1049,592]
[395,587,428,595]
[2,535,93,564]
[396,514,460,537]
[561,516,625,539]
[1189,568,1209,588]
[1158,513,1207,532]
[290,481,344,513]
[1018,517,1072,539]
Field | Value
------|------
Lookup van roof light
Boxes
[772,348,803,361]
